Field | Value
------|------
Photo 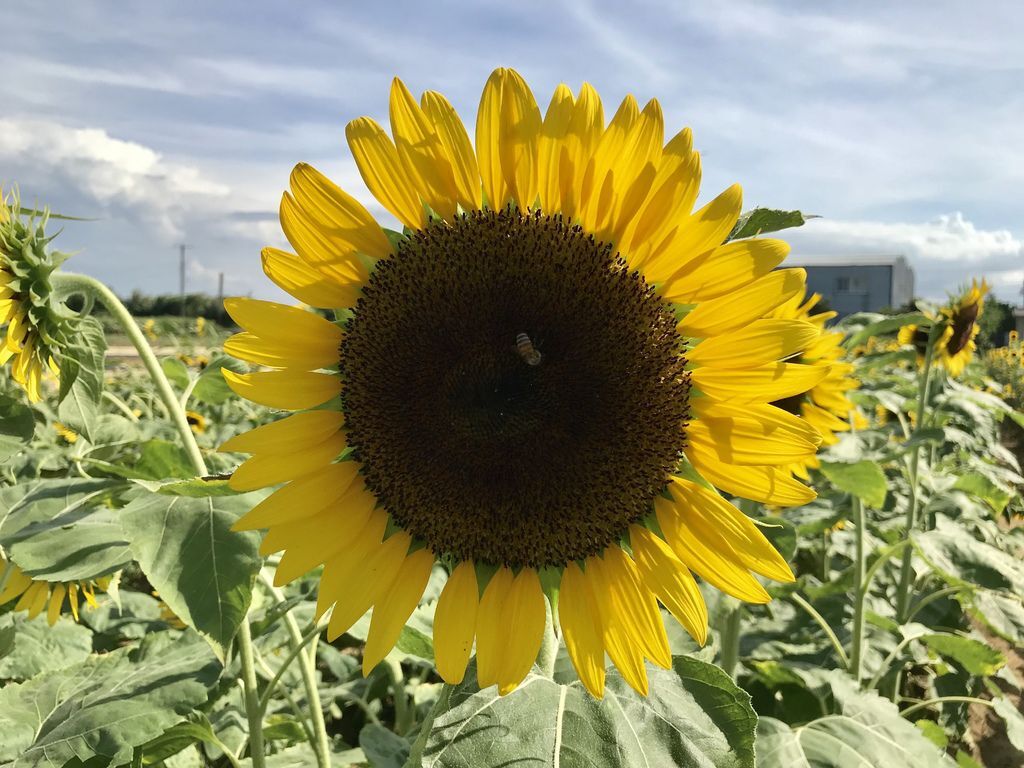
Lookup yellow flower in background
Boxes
[195,316,206,335]
[53,421,78,443]
[0,191,73,402]
[0,554,111,625]
[185,410,207,434]
[221,69,820,698]
[766,290,860,479]
[143,318,157,341]
[899,279,989,377]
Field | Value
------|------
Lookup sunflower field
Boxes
[1,70,1023,768]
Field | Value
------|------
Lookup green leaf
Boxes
[992,696,1024,753]
[755,673,956,766]
[915,719,949,749]
[0,631,220,768]
[395,624,434,662]
[57,316,107,442]
[423,656,757,768]
[915,527,1024,594]
[820,460,887,508]
[139,717,218,765]
[843,312,931,350]
[953,473,1012,514]
[968,590,1024,642]
[136,439,198,480]
[191,355,247,405]
[119,491,262,659]
[0,478,131,581]
[0,614,94,681]
[160,357,191,390]
[0,394,34,461]
[155,478,242,497]
[728,209,813,241]
[901,427,946,451]
[360,723,409,768]
[0,625,14,660]
[919,633,1005,676]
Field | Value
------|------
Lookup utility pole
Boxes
[217,272,224,303]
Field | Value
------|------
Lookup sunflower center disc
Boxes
[341,208,691,568]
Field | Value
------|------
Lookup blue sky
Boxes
[2,1,1022,303]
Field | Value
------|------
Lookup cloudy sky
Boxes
[3,1,1023,303]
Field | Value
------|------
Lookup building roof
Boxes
[786,255,910,268]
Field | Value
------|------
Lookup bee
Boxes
[515,332,542,366]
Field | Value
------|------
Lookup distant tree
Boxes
[977,294,1014,349]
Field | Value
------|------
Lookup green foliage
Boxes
[0,394,34,461]
[57,316,107,442]
[820,460,887,507]
[727,209,814,241]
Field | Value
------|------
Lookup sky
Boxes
[2,0,1023,304]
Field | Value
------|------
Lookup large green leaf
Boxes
[968,590,1024,642]
[728,209,813,241]
[755,673,956,767]
[360,723,409,768]
[819,460,887,508]
[119,490,262,658]
[191,355,247,405]
[0,478,131,580]
[0,394,34,461]
[915,526,1024,594]
[0,631,220,768]
[919,633,1004,676]
[0,614,93,681]
[422,656,757,768]
[952,473,1012,514]
[57,316,107,442]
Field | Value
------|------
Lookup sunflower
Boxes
[766,290,861,479]
[0,554,111,625]
[53,421,79,443]
[899,279,989,377]
[222,69,821,698]
[185,410,207,434]
[0,193,71,402]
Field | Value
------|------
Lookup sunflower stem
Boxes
[403,683,453,768]
[895,326,939,622]
[849,491,866,682]
[51,272,207,477]
[237,619,267,767]
[718,599,743,678]
[537,595,559,678]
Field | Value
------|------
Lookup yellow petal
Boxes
[655,494,771,604]
[687,320,819,369]
[0,567,32,604]
[261,247,363,309]
[279,193,368,286]
[434,561,480,685]
[684,441,816,507]
[14,580,44,613]
[390,78,458,219]
[229,432,346,492]
[677,269,806,338]
[691,362,829,404]
[475,566,514,688]
[687,407,819,466]
[642,183,743,284]
[224,298,343,348]
[363,548,435,674]
[558,82,604,219]
[224,332,338,370]
[476,69,509,209]
[232,462,362,531]
[222,369,340,411]
[26,581,49,620]
[221,410,345,455]
[602,98,664,244]
[289,163,392,260]
[47,583,66,626]
[670,479,794,583]
[537,84,574,214]
[421,90,482,211]
[585,554,649,696]
[315,509,389,619]
[498,69,542,210]
[601,547,671,669]
[629,525,708,645]
[558,562,606,698]
[346,117,424,229]
[68,582,79,622]
[580,94,639,232]
[326,531,411,640]
[496,568,546,695]
[662,238,790,303]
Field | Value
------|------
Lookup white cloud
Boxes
[786,213,1024,302]
[0,118,230,240]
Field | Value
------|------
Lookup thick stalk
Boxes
[895,330,938,621]
[259,574,331,767]
[53,272,206,476]
[849,492,866,681]
[403,684,453,768]
[237,620,267,767]
[718,600,743,678]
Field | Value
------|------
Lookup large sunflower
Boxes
[899,279,988,378]
[222,69,822,698]
[768,290,861,478]
[0,554,110,625]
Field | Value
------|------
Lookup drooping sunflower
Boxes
[899,279,989,378]
[767,290,862,479]
[222,69,822,697]
[0,554,111,625]
[185,410,207,434]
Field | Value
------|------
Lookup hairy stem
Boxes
[850,492,867,682]
[237,620,267,767]
[718,599,743,678]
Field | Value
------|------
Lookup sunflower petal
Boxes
[229,432,346,492]
[422,90,482,210]
[261,248,362,309]
[537,84,575,214]
[476,69,509,209]
[496,568,546,695]
[363,548,435,674]
[346,117,424,229]
[391,78,458,220]
[475,566,514,689]
[663,238,790,303]
[687,320,820,369]
[326,531,411,640]
[233,463,361,531]
[223,369,340,411]
[692,362,829,404]
[684,441,816,506]
[434,561,480,685]
[677,268,806,338]
[498,70,542,209]
[221,411,344,455]
[559,562,607,698]
[629,525,708,645]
